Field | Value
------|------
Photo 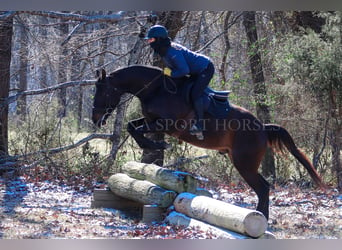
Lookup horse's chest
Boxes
[141,98,177,119]
[141,102,164,119]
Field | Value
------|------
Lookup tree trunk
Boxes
[219,11,232,84]
[109,15,144,162]
[38,16,48,89]
[109,93,129,162]
[57,21,69,118]
[270,11,290,37]
[0,16,13,162]
[71,46,83,132]
[329,90,342,191]
[16,17,28,121]
[141,11,183,166]
[242,11,276,180]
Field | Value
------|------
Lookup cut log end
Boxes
[243,211,268,238]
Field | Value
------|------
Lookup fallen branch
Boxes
[0,133,112,171]
[38,133,112,155]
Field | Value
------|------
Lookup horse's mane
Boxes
[109,64,162,77]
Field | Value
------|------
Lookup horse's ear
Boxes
[96,68,106,80]
[101,69,106,80]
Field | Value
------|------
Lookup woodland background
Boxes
[0,11,341,191]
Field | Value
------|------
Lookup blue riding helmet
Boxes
[145,25,168,39]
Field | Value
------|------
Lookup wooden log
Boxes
[142,205,165,224]
[166,211,247,239]
[257,231,276,239]
[121,161,197,193]
[194,187,213,198]
[166,211,275,239]
[174,193,268,238]
[107,173,176,207]
[91,188,143,210]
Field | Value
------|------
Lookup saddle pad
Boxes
[204,95,231,119]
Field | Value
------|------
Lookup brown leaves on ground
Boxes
[0,174,341,239]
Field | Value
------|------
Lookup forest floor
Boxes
[0,171,341,239]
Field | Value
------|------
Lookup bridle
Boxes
[92,81,118,114]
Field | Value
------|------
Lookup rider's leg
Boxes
[189,62,215,139]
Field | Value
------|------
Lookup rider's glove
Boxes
[163,67,172,77]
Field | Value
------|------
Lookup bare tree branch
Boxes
[1,80,96,108]
[19,11,126,23]
[1,11,130,23]
[61,21,86,46]
[196,11,243,53]
[0,11,16,20]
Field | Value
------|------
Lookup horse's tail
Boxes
[264,124,325,188]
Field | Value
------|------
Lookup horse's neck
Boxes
[119,68,162,100]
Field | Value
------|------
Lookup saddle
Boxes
[179,81,231,119]
[204,87,231,101]
[203,87,231,119]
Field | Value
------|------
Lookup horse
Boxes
[91,65,324,220]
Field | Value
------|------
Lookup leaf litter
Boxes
[0,173,341,239]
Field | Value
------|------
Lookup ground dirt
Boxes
[0,172,340,239]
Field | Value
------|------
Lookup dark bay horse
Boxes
[91,65,324,219]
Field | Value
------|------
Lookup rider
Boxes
[145,24,215,140]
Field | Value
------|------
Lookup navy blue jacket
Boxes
[162,43,211,78]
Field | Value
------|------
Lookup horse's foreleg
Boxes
[127,118,170,150]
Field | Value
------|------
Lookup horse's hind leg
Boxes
[240,171,270,219]
[231,139,270,219]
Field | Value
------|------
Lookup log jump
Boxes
[173,192,267,238]
[107,173,176,207]
[121,161,197,193]
[91,161,275,239]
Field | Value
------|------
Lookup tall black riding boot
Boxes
[190,98,204,140]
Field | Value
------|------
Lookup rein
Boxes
[132,71,164,97]
[118,70,179,105]
[163,75,178,94]
[93,70,177,112]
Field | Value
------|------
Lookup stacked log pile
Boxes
[92,161,275,239]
